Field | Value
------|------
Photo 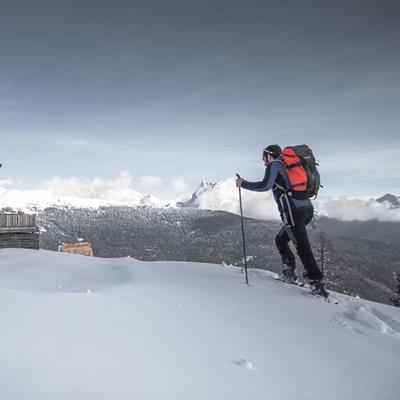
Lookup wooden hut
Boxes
[58,242,94,257]
[0,213,40,250]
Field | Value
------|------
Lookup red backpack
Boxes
[282,145,321,199]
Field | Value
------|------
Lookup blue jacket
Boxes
[241,159,312,215]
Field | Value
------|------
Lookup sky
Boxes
[1,0,400,200]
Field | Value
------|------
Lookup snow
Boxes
[1,249,399,399]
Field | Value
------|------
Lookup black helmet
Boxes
[262,144,282,159]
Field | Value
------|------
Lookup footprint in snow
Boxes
[331,316,364,335]
[234,359,255,370]
[336,304,400,339]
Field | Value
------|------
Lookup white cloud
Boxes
[0,178,14,186]
[1,171,399,222]
[39,170,145,203]
[314,196,400,222]
[0,171,165,211]
[190,178,281,220]
[172,177,189,195]
[140,176,163,191]
[189,178,400,222]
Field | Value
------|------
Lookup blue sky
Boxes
[1,0,399,199]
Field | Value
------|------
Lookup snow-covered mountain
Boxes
[1,175,400,222]
[377,193,400,209]
[0,248,399,400]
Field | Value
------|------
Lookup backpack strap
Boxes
[291,182,306,188]
[286,161,303,169]
[269,159,292,192]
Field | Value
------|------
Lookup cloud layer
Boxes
[0,171,165,210]
[189,178,400,222]
[1,173,399,222]
[40,171,142,203]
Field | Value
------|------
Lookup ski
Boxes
[273,276,339,304]
[273,275,304,287]
[311,292,339,305]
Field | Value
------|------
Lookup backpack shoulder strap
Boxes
[270,159,291,192]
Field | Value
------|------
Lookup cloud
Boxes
[39,170,143,203]
[314,197,400,222]
[0,178,14,186]
[0,171,168,210]
[189,178,400,222]
[172,177,190,195]
[2,171,399,222]
[140,176,163,191]
[190,178,281,220]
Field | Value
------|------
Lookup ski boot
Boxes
[310,279,329,298]
[281,264,298,284]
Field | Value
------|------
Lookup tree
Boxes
[316,231,330,276]
[390,272,400,307]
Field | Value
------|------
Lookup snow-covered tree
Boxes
[316,231,330,276]
[390,272,400,307]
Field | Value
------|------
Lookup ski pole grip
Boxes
[236,173,241,179]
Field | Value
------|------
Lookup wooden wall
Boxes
[0,213,36,228]
[0,213,40,250]
[58,242,94,257]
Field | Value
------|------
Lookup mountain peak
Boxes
[376,194,400,208]
[178,180,217,208]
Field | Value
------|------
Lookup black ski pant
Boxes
[275,206,323,281]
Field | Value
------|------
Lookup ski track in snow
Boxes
[233,359,255,370]
[246,266,400,340]
[335,302,400,338]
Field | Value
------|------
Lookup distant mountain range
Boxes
[2,178,399,223]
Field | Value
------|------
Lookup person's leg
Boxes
[304,207,314,226]
[291,208,323,281]
[275,226,296,280]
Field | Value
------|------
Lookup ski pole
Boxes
[236,173,249,286]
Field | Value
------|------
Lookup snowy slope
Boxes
[0,249,399,400]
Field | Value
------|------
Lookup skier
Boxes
[235,144,327,296]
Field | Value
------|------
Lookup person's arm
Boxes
[241,163,279,192]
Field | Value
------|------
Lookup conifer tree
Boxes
[316,231,331,277]
[390,272,400,307]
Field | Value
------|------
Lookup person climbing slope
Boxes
[236,144,327,297]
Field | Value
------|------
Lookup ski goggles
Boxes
[262,148,274,158]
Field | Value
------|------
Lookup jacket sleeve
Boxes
[241,163,279,192]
